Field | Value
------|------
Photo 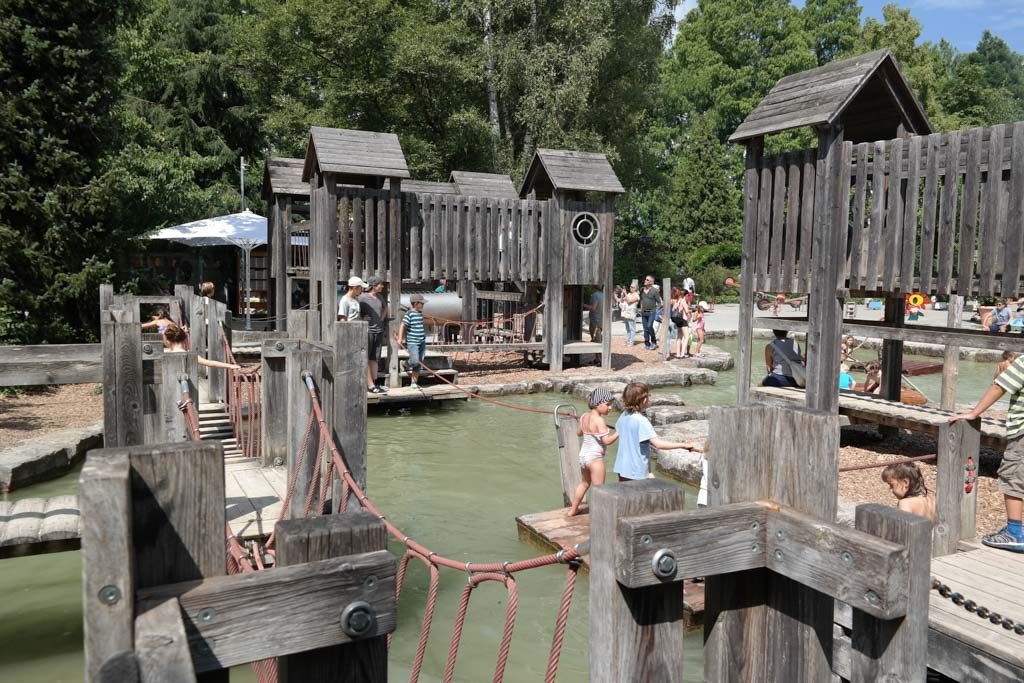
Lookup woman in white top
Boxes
[567,387,620,517]
[618,284,640,345]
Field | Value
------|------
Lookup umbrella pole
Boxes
[244,245,252,331]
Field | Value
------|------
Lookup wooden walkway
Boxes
[0,495,80,558]
[224,459,287,541]
[367,384,470,406]
[752,385,1007,449]
[516,506,707,628]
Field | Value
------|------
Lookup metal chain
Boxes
[931,577,1024,635]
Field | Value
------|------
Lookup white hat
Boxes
[347,276,367,288]
[698,301,708,310]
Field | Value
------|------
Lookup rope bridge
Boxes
[178,366,583,683]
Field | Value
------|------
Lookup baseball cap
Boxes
[588,386,615,408]
[347,276,367,288]
[367,275,385,287]
[409,293,426,304]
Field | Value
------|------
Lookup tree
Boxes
[801,0,861,66]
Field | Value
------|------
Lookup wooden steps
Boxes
[0,495,81,558]
[516,506,706,629]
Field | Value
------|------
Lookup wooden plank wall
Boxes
[748,121,1024,298]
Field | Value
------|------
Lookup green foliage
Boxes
[802,0,861,65]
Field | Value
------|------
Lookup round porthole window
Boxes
[571,212,599,246]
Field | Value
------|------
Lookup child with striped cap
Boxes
[567,387,619,517]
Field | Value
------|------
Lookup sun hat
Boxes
[588,386,615,408]
[409,293,426,304]
[347,276,367,288]
[698,300,708,310]
[367,275,385,287]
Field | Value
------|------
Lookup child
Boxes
[691,301,707,357]
[162,325,239,370]
[567,387,620,517]
[613,382,700,481]
[881,462,936,524]
[838,363,855,390]
[200,281,216,299]
[950,355,1024,551]
[141,305,175,334]
[398,293,427,389]
[997,350,1018,378]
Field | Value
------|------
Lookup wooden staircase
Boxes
[198,402,247,464]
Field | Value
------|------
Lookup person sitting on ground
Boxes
[949,354,1024,552]
[881,462,936,524]
[359,276,389,394]
[669,287,691,359]
[162,325,239,370]
[567,388,620,517]
[397,293,427,389]
[997,350,1019,378]
[613,382,701,482]
[690,302,707,357]
[762,330,804,388]
[984,299,1013,333]
[141,305,176,334]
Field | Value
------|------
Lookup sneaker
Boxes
[409,381,420,389]
[981,527,1024,552]
[378,384,389,392]
[368,386,384,394]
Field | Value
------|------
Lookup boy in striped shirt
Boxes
[950,355,1024,552]
[398,293,427,389]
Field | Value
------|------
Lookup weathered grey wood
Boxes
[926,627,1024,683]
[851,504,931,682]
[261,340,291,466]
[135,599,197,683]
[979,124,1005,297]
[957,129,983,293]
[661,277,673,361]
[388,186,402,386]
[80,450,134,682]
[364,196,376,277]
[900,135,923,291]
[880,297,905,403]
[920,133,942,292]
[616,502,767,588]
[544,195,565,372]
[590,479,686,683]
[286,342,328,518]
[408,196,420,279]
[797,149,816,291]
[277,511,390,682]
[783,154,801,291]
[511,200,522,281]
[769,159,787,292]
[937,129,962,293]
[1005,121,1024,297]
[940,296,965,410]
[352,195,364,282]
[207,301,227,402]
[848,143,870,289]
[158,352,198,444]
[755,161,773,291]
[737,138,763,404]
[103,320,145,448]
[95,651,140,683]
[600,199,614,370]
[136,550,396,673]
[554,414,583,507]
[865,141,886,289]
[377,192,388,278]
[333,323,368,511]
[0,343,102,386]
[933,419,980,556]
[882,137,904,289]
[765,507,908,619]
[287,311,309,340]
[190,296,208,376]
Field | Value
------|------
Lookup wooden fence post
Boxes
[80,451,135,682]
[276,511,390,682]
[175,284,195,332]
[933,419,980,556]
[590,479,686,682]
[158,351,199,444]
[288,310,310,340]
[286,342,330,518]
[102,315,145,448]
[191,295,209,379]
[207,302,228,402]
[135,599,198,682]
[554,414,583,507]
[388,180,402,387]
[851,504,931,681]
[333,322,368,511]
[545,198,565,372]
[736,137,763,405]
[261,339,291,467]
[661,277,672,361]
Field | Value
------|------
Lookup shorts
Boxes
[367,331,383,362]
[579,452,604,468]
[407,340,427,372]
[671,316,688,328]
[999,434,1024,499]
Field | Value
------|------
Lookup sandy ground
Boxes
[0,384,104,449]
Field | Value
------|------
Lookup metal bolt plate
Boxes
[98,585,121,605]
[651,548,677,579]
[341,601,377,638]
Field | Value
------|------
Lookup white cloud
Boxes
[674,0,698,24]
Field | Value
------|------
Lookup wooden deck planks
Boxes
[225,462,287,541]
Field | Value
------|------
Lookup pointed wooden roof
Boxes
[519,149,624,198]
[449,171,519,198]
[262,157,308,200]
[301,127,410,183]
[729,50,932,144]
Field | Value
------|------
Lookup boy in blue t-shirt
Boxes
[398,293,427,389]
[614,382,700,480]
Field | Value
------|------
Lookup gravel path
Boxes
[1,384,103,449]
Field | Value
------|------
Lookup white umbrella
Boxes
[149,210,267,329]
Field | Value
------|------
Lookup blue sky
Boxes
[674,0,1024,53]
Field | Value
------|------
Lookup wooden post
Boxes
[130,441,227,682]
[207,301,227,403]
[554,414,583,507]
[323,176,340,347]
[276,511,389,682]
[545,197,565,372]
[590,480,686,682]
[737,138,763,404]
[286,342,330,518]
[940,295,965,410]
[174,284,195,336]
[80,451,134,682]
[135,599,198,682]
[388,179,402,387]
[661,277,672,361]
[100,283,114,321]
[191,295,209,379]
[141,340,163,445]
[288,310,310,340]
[933,419,980,556]
[333,323,368,511]
[600,198,614,370]
[880,296,905,402]
[272,196,291,333]
[261,340,291,467]
[158,350,199,444]
[851,504,931,681]
[102,316,145,448]
[704,405,839,682]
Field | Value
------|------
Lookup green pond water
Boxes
[0,338,1002,682]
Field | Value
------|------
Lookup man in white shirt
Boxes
[338,276,365,322]
[683,274,695,305]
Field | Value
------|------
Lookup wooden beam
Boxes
[333,322,368,510]
[590,479,686,683]
[933,420,980,557]
[135,551,396,672]
[851,504,931,682]
[261,339,292,467]
[277,512,391,682]
[135,599,197,683]
[0,343,102,386]
[102,320,144,448]
[286,342,332,518]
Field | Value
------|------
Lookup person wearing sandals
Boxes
[669,287,691,359]
[950,355,1024,552]
[691,301,707,357]
[397,293,427,389]
[567,387,619,517]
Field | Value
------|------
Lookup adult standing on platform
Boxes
[639,275,662,350]
[359,276,388,393]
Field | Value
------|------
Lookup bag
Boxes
[789,361,807,388]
